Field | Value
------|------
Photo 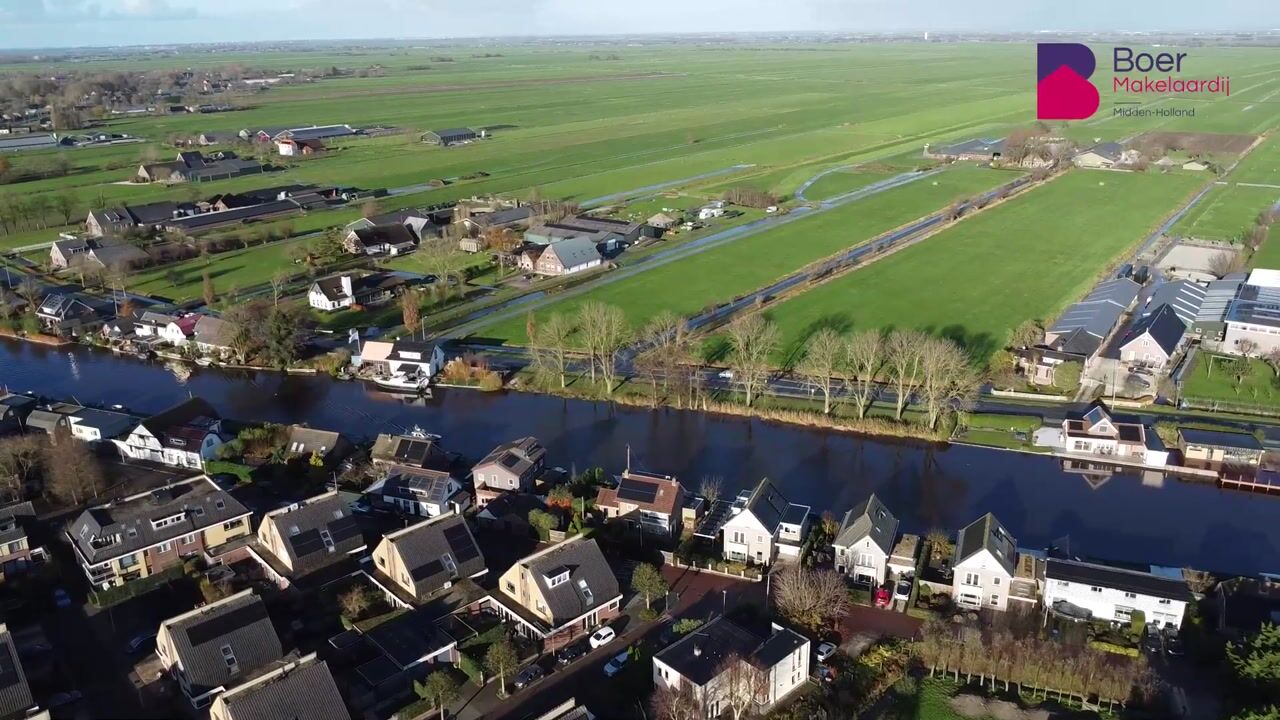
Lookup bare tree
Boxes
[843,331,884,419]
[1264,348,1280,378]
[43,431,104,506]
[338,585,372,619]
[15,279,40,311]
[649,682,702,720]
[202,270,216,307]
[796,327,844,414]
[716,654,770,720]
[529,313,575,388]
[698,476,722,505]
[401,287,422,336]
[1236,338,1259,358]
[1208,250,1245,279]
[726,313,779,407]
[576,301,630,394]
[269,270,289,307]
[633,311,687,404]
[772,565,849,631]
[918,336,978,429]
[418,237,464,301]
[1182,567,1216,594]
[0,435,41,501]
[886,329,928,420]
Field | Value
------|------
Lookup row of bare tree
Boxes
[0,431,105,507]
[914,620,1156,710]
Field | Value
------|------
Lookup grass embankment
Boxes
[763,170,1206,364]
[1172,183,1277,242]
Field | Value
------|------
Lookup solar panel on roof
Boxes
[290,528,326,558]
[185,601,269,646]
[410,558,444,582]
[443,522,480,563]
[0,641,19,691]
[328,515,361,544]
[617,479,660,504]
[356,655,400,686]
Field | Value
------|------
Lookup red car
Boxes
[873,586,892,608]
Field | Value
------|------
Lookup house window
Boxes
[992,577,1001,586]
[505,581,515,594]
[193,506,205,518]
[222,520,240,531]
[119,554,139,569]
[376,555,385,567]
[1091,586,1103,593]
[1115,606,1134,622]
[214,499,226,510]
[1124,592,1137,600]
[989,595,1000,606]
[182,534,195,545]
[731,531,745,544]
[158,541,172,553]
[856,552,874,567]
[963,572,979,587]
[1158,598,1172,605]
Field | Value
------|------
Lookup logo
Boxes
[1037,43,1101,120]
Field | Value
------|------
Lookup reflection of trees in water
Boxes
[165,360,190,384]
[911,444,969,532]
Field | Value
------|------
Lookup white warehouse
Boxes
[1044,558,1191,629]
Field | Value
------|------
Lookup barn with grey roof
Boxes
[1045,278,1141,357]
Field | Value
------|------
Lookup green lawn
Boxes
[763,170,1206,364]
[129,237,313,302]
[1172,183,1277,241]
[471,164,1019,345]
[1182,352,1280,409]
[798,168,899,201]
[1229,133,1280,185]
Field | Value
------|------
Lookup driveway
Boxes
[840,604,924,642]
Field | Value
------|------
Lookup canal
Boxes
[3,338,1278,577]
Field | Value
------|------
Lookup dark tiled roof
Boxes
[1119,303,1186,357]
[352,223,417,249]
[834,493,898,555]
[520,538,619,625]
[1046,559,1191,602]
[955,513,1017,576]
[166,200,298,232]
[0,626,33,719]
[743,478,789,533]
[1178,428,1263,451]
[267,493,364,573]
[426,128,476,141]
[751,625,808,668]
[362,609,456,669]
[471,206,533,228]
[654,616,761,686]
[162,591,283,695]
[214,655,348,720]
[474,436,545,480]
[385,512,486,600]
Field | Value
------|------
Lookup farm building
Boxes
[520,237,602,276]
[1074,142,1141,170]
[462,206,534,235]
[0,133,62,152]
[163,199,301,235]
[276,138,325,156]
[136,151,264,183]
[1223,282,1280,356]
[1043,278,1141,357]
[274,124,358,142]
[343,223,419,256]
[422,128,480,146]
[50,237,150,272]
[924,138,1005,162]
[86,201,195,237]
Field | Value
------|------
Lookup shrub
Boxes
[672,618,704,635]
[458,651,484,685]
[639,608,659,622]
[893,675,918,697]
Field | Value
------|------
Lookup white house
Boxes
[357,340,446,380]
[113,398,224,470]
[1061,403,1169,467]
[832,494,899,587]
[366,466,467,519]
[716,479,809,566]
[952,513,1025,612]
[652,616,809,717]
[1117,304,1186,371]
[1044,559,1191,629]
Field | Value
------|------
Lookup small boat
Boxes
[195,357,213,367]
[371,374,430,393]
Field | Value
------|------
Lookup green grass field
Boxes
[1172,183,1278,241]
[1182,352,1280,408]
[762,170,1205,364]
[128,236,313,302]
[471,164,1019,345]
[1229,133,1280,185]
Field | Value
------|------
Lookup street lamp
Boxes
[721,589,727,613]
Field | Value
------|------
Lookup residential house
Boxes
[208,653,349,720]
[283,425,351,468]
[50,236,150,272]
[357,340,446,380]
[255,491,365,578]
[646,212,678,230]
[952,513,1034,612]
[713,478,810,566]
[366,466,466,519]
[113,397,225,469]
[370,432,452,470]
[356,607,459,677]
[276,138,325,156]
[307,273,406,311]
[1223,283,1280,356]
[476,493,547,536]
[0,625,36,720]
[0,502,38,578]
[1061,403,1169,467]
[67,475,252,589]
[652,616,810,716]
[527,236,602,276]
[343,224,418,256]
[421,128,478,146]
[65,406,136,445]
[35,293,103,337]
[461,205,534,237]
[487,536,621,651]
[1044,558,1191,628]
[1073,142,1141,169]
[21,406,69,436]
[832,493,900,586]
[1117,303,1186,371]
[0,393,36,434]
[369,512,487,605]
[1177,428,1264,472]
[595,470,686,537]
[349,209,440,241]
[193,315,236,358]
[156,590,284,708]
[471,436,546,506]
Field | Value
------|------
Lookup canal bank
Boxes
[4,338,1280,578]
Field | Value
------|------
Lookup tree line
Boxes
[0,429,105,508]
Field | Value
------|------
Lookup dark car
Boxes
[1164,629,1185,656]
[556,642,587,666]
[1143,625,1163,654]
[513,664,545,690]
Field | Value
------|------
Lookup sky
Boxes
[0,0,1278,50]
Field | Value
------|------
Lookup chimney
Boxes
[692,645,701,657]
[340,275,353,298]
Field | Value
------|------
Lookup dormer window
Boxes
[289,525,300,536]
[442,553,457,575]
[193,506,205,517]
[127,527,138,538]
[220,644,239,675]
[214,499,225,510]
[577,579,593,605]
[545,568,569,588]
[320,529,334,552]
[151,512,186,530]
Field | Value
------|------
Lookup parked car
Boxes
[588,626,616,649]
[814,642,837,663]
[717,369,734,380]
[513,664,545,690]
[873,586,892,609]
[1164,630,1185,656]
[556,642,587,666]
[603,651,629,678]
[894,575,913,602]
[52,589,71,609]
[1143,625,1163,654]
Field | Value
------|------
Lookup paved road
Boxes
[580,164,757,209]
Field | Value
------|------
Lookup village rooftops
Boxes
[138,397,221,450]
[1141,280,1206,326]
[508,538,620,627]
[209,653,349,720]
[655,615,761,685]
[1046,558,1191,603]
[834,493,898,555]
[0,624,34,720]
[596,470,683,517]
[160,590,284,697]
[262,492,364,571]
[1047,278,1141,355]
[475,436,545,476]
[1226,283,1280,329]
[955,512,1018,576]
[371,433,452,470]
[68,475,250,565]
[1177,428,1263,451]
[380,512,486,600]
